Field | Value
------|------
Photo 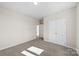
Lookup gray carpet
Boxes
[0,39,78,56]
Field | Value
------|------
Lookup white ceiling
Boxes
[0,2,78,20]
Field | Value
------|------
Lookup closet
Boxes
[48,19,66,46]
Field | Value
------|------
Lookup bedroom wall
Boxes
[44,7,77,48]
[76,4,79,52]
[39,20,44,38]
[39,24,43,37]
[0,7,39,50]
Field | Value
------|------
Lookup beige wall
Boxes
[39,24,43,37]
[77,4,79,50]
[44,7,76,48]
[0,7,39,50]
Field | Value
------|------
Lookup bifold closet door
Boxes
[48,19,66,46]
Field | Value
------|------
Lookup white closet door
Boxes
[48,19,66,46]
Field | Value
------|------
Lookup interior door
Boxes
[48,19,66,46]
